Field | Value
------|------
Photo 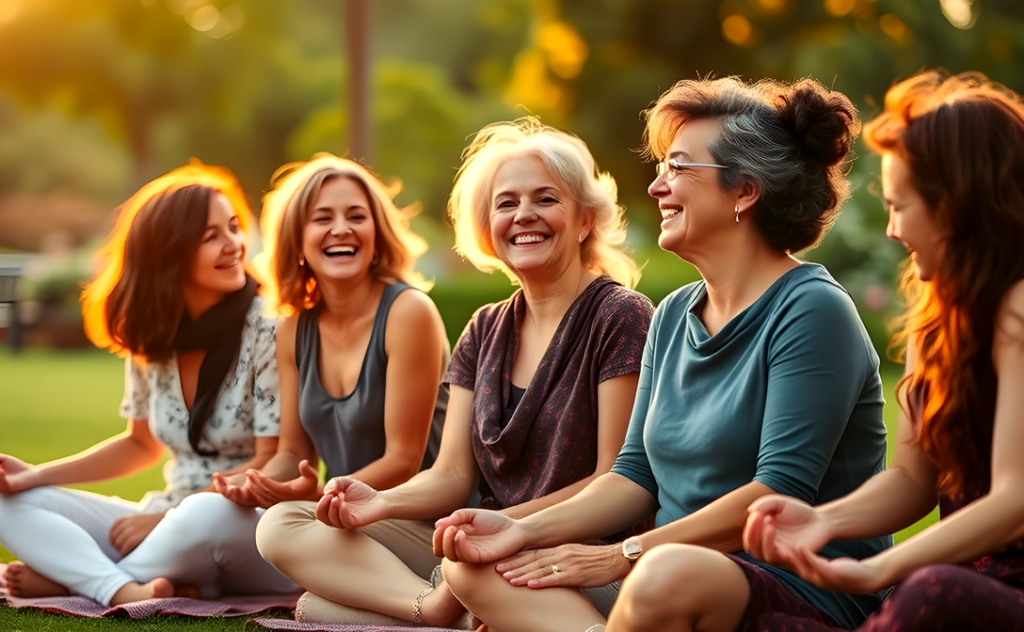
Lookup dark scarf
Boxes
[172,274,259,456]
[472,276,620,509]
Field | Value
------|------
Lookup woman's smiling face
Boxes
[882,152,947,282]
[302,176,377,283]
[488,154,589,277]
[648,118,735,259]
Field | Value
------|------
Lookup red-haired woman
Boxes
[0,163,296,605]
[744,70,1024,631]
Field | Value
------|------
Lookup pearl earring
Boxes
[735,206,740,223]
[299,254,305,266]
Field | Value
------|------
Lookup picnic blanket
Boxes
[250,620,465,632]
[0,562,301,619]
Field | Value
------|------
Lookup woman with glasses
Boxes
[436,76,889,632]
[743,70,1024,632]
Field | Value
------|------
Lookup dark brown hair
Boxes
[82,163,254,362]
[643,76,860,253]
[865,70,1024,496]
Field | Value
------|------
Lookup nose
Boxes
[648,173,668,198]
[513,206,538,224]
[885,207,898,241]
[329,217,352,236]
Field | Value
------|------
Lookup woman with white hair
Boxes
[435,77,889,632]
[255,118,653,627]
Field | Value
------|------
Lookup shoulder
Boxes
[594,283,655,321]
[388,285,442,327]
[246,295,278,335]
[651,281,705,324]
[776,265,857,318]
[995,278,1024,345]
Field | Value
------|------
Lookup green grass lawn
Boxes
[0,347,937,630]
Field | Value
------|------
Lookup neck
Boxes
[516,261,597,326]
[688,232,798,323]
[317,273,381,322]
[182,286,229,321]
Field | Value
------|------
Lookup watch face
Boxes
[624,538,642,559]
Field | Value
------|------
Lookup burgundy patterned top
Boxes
[443,276,653,511]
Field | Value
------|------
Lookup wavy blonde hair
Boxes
[81,161,255,361]
[256,154,429,316]
[448,117,640,288]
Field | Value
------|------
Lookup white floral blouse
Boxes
[118,296,280,514]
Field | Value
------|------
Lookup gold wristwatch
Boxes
[621,536,643,562]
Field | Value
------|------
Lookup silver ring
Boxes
[551,564,561,574]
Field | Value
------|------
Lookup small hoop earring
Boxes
[298,254,305,266]
[577,232,585,243]
[735,205,740,223]
[371,251,380,266]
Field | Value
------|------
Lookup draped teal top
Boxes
[611,264,891,628]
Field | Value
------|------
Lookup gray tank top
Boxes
[296,283,447,478]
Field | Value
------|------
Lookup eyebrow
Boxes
[668,150,694,161]
[493,185,560,199]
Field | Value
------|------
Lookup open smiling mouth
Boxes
[215,259,240,270]
[512,234,549,245]
[324,245,357,258]
[661,207,682,220]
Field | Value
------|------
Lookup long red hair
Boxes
[865,71,1024,497]
[81,162,255,362]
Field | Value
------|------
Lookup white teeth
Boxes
[514,234,547,245]
[661,208,681,220]
[325,246,356,255]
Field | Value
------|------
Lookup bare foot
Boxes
[109,577,174,605]
[420,579,470,627]
[174,584,201,600]
[3,561,70,598]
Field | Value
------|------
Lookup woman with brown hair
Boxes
[0,162,295,605]
[744,70,1024,631]
[209,153,451,620]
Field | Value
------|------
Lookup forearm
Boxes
[870,487,1024,586]
[637,481,773,553]
[818,467,937,541]
[36,432,163,487]
[520,473,656,548]
[380,466,477,521]
[500,474,595,520]
[346,452,421,492]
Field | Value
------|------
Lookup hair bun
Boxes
[775,79,861,167]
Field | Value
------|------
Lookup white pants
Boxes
[0,488,298,605]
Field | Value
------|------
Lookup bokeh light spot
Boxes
[538,21,589,79]
[0,0,19,28]
[186,4,220,32]
[757,0,786,14]
[878,13,911,44]
[722,14,753,46]
[940,0,976,29]
[824,0,856,18]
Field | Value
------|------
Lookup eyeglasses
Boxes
[656,158,728,181]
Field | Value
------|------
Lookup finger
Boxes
[432,524,446,558]
[743,509,764,557]
[315,494,334,526]
[330,495,350,529]
[120,533,142,555]
[495,550,541,574]
[298,460,319,481]
[506,564,554,586]
[442,525,459,561]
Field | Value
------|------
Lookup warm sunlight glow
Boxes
[722,14,753,46]
[940,0,976,29]
[757,0,786,14]
[0,0,19,28]
[504,49,564,112]
[187,4,220,32]
[879,13,912,44]
[824,0,856,18]
[538,21,589,80]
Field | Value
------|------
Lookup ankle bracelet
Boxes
[411,584,433,624]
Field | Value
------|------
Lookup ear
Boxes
[735,179,762,214]
[578,207,597,242]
